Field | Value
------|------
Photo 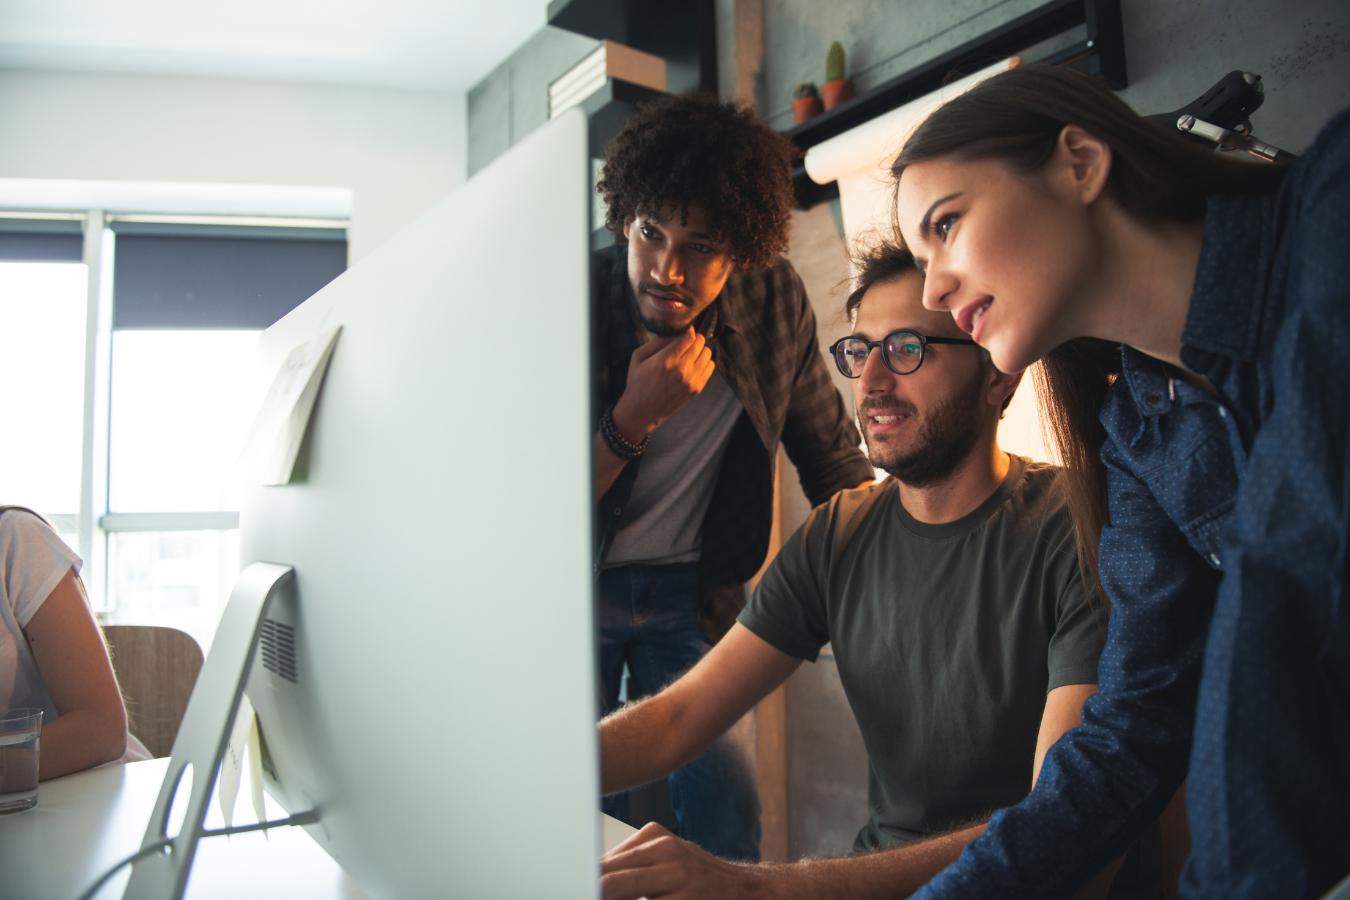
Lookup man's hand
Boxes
[611,329,715,442]
[601,823,774,900]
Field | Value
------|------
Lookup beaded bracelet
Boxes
[599,404,650,460]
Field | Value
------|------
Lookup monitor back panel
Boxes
[242,110,598,900]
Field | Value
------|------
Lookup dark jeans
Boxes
[598,562,761,861]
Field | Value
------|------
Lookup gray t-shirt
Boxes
[605,371,743,566]
[739,457,1104,850]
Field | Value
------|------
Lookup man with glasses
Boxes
[592,93,874,861]
[598,242,1132,899]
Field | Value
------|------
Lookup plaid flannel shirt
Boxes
[594,245,872,617]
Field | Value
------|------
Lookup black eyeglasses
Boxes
[829,329,979,378]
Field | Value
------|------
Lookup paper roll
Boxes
[804,57,1020,193]
[805,57,1019,245]
[804,55,1056,465]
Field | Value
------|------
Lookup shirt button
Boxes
[612,506,623,517]
[1147,392,1163,406]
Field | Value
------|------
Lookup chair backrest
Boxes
[102,625,205,758]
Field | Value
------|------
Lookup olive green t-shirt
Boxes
[739,456,1104,850]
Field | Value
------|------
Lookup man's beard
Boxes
[637,309,689,337]
[633,280,694,337]
[862,371,986,487]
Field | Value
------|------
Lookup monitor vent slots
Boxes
[259,618,299,683]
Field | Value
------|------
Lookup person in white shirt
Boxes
[1,506,147,778]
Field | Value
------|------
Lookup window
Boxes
[0,257,87,518]
[108,529,241,623]
[109,329,266,513]
[0,209,347,642]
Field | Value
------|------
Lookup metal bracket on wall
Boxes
[786,0,1127,209]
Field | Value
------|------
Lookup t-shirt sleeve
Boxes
[1044,510,1105,691]
[0,511,82,628]
[737,500,836,662]
[774,261,874,506]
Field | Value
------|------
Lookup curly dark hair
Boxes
[597,93,798,270]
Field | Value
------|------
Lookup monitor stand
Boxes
[119,562,300,900]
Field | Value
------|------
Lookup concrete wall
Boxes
[0,69,467,262]
[467,28,599,175]
[758,0,1052,128]
[469,1,1349,181]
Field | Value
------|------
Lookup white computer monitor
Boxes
[238,110,599,899]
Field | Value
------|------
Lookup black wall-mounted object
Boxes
[548,0,718,96]
[578,78,668,153]
[787,0,1126,208]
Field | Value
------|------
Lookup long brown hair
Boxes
[890,64,1286,597]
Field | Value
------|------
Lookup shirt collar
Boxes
[1179,191,1272,369]
[1118,344,1178,417]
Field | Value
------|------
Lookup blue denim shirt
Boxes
[919,108,1350,899]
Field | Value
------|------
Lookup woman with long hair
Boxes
[891,64,1348,897]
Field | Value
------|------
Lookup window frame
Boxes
[1,207,348,614]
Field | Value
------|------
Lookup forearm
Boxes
[38,707,127,780]
[602,625,801,807]
[594,403,656,502]
[23,567,132,781]
[753,825,985,900]
[595,432,629,501]
[600,693,703,795]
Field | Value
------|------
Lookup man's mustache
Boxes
[638,281,692,304]
[859,397,917,418]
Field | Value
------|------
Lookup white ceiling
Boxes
[0,0,549,93]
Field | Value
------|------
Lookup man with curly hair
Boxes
[591,93,873,860]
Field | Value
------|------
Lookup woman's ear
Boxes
[1052,125,1112,207]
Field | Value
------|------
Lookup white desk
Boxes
[0,759,637,899]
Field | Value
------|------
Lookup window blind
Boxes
[111,224,347,329]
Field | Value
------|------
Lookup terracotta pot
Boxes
[792,95,823,125]
[821,79,855,110]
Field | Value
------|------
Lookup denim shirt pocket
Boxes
[1102,360,1243,571]
[1141,420,1239,570]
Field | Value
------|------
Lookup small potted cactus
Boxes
[792,82,822,125]
[821,41,855,110]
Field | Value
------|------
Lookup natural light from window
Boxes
[0,261,87,516]
[109,329,268,513]
[108,529,241,643]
